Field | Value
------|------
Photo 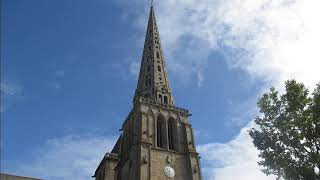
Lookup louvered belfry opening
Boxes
[156,115,166,149]
[168,118,176,151]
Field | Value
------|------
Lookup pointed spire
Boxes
[133,6,175,105]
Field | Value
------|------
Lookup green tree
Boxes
[249,80,320,180]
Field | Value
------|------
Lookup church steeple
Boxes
[94,5,203,180]
[133,6,174,105]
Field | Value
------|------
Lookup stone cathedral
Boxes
[93,6,202,180]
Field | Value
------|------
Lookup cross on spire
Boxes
[133,6,175,105]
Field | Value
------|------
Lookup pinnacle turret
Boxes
[133,6,174,105]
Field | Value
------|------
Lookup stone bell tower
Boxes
[93,6,202,180]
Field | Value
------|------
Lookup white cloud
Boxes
[15,134,117,180]
[226,96,259,128]
[1,82,21,96]
[55,70,65,77]
[117,0,320,89]
[197,71,204,87]
[198,122,276,180]
[0,81,23,112]
[107,56,140,80]
[217,0,320,89]
[116,0,320,179]
[129,61,140,79]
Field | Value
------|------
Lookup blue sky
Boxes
[1,0,319,180]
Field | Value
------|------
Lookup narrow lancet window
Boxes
[156,116,166,149]
[168,118,176,151]
[164,96,168,104]
[157,120,162,147]
[158,94,163,103]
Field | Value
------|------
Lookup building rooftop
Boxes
[0,173,43,180]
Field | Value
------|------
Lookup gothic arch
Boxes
[156,114,167,149]
[167,117,178,151]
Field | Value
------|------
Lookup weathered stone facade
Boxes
[94,6,202,180]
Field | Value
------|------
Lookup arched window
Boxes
[156,115,166,149]
[158,94,163,103]
[145,78,148,86]
[164,96,168,104]
[168,118,176,150]
[157,65,161,72]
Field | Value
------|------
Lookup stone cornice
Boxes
[122,97,191,128]
[93,153,119,177]
[137,97,191,115]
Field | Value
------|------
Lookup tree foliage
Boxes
[249,80,320,180]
